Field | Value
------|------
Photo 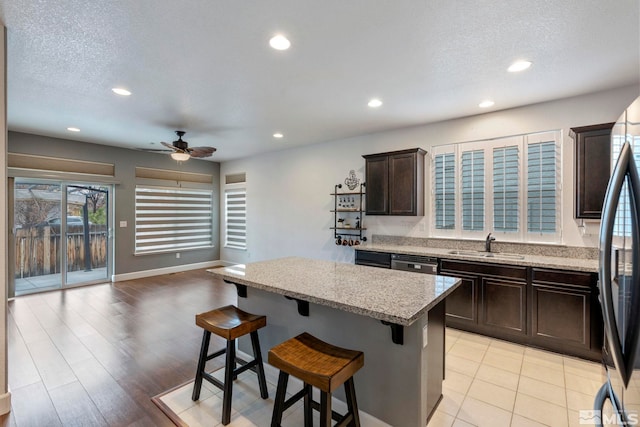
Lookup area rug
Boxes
[151,368,294,427]
[152,365,385,426]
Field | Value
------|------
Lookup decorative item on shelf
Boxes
[344,170,360,191]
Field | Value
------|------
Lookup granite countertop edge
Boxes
[209,267,460,327]
[357,243,599,273]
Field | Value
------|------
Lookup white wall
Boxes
[220,85,639,265]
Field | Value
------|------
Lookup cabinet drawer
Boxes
[531,268,594,289]
[440,259,527,281]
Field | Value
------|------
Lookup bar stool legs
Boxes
[191,305,268,426]
[268,333,363,427]
[192,328,211,401]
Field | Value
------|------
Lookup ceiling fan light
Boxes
[171,152,190,161]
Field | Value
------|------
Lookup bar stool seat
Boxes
[269,332,364,427]
[192,305,268,425]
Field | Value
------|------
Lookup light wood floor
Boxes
[3,269,236,427]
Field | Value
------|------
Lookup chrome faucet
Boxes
[485,233,496,252]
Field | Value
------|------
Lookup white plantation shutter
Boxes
[527,140,558,233]
[434,152,455,230]
[493,146,519,232]
[135,186,213,254]
[225,188,247,250]
[461,149,484,231]
[431,130,561,242]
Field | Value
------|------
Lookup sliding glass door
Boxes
[11,179,112,296]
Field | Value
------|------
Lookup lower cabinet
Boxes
[439,259,602,360]
[480,277,527,336]
[443,274,477,325]
[530,268,602,359]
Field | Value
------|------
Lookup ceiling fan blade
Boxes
[188,146,217,158]
[160,141,177,151]
[160,141,189,153]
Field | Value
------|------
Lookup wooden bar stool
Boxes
[192,305,269,425]
[269,332,364,427]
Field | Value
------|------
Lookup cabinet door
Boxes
[389,152,417,215]
[365,156,388,215]
[480,278,527,336]
[531,283,590,348]
[572,123,614,219]
[444,275,477,326]
[530,268,599,357]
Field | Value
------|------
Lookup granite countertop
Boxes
[208,257,461,326]
[357,243,599,273]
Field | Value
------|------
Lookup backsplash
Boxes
[371,234,599,260]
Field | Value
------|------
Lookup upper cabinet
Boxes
[570,122,614,219]
[363,148,426,216]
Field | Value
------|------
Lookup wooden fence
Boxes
[15,225,107,278]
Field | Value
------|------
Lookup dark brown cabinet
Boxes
[363,148,426,216]
[530,268,601,359]
[571,122,614,219]
[441,259,528,339]
[443,275,477,325]
[439,259,602,360]
[480,277,527,336]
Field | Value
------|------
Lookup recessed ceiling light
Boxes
[479,100,495,108]
[273,133,284,139]
[507,60,532,73]
[368,98,383,108]
[269,35,291,50]
[67,127,80,132]
[112,87,132,96]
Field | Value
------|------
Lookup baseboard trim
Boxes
[112,260,224,282]
[0,391,11,415]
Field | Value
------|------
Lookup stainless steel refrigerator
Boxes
[596,96,640,426]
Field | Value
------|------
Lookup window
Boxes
[434,152,455,230]
[224,172,247,250]
[431,131,561,243]
[224,188,247,250]
[135,186,213,254]
[526,140,557,233]
[461,149,484,231]
[493,146,519,232]
[612,133,640,237]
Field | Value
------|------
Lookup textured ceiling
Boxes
[0,0,638,161]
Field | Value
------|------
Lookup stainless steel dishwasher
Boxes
[390,253,438,274]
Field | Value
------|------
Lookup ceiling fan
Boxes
[159,131,217,161]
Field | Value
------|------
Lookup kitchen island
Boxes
[208,257,461,427]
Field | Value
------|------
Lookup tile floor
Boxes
[157,328,605,427]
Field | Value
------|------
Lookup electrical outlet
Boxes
[176,253,180,259]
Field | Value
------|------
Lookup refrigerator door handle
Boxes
[599,141,640,387]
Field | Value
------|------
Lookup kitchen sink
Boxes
[447,250,524,260]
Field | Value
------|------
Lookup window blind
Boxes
[461,149,484,231]
[135,186,213,254]
[225,188,247,250]
[527,141,557,233]
[434,153,455,229]
[493,146,519,232]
